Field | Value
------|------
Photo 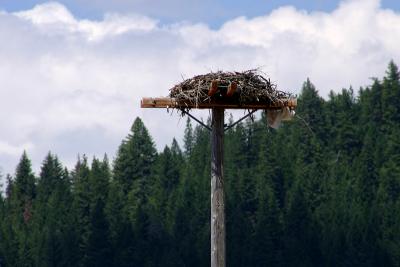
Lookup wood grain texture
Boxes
[211,108,225,267]
[141,97,297,109]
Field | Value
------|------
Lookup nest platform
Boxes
[141,70,297,111]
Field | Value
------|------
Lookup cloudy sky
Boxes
[0,0,400,177]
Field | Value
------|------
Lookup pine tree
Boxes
[89,156,110,205]
[112,118,158,266]
[8,152,36,267]
[381,61,400,132]
[183,117,194,157]
[226,121,257,266]
[77,156,112,267]
[1,62,400,266]
[0,173,6,266]
[33,153,75,267]
[113,117,157,197]
[0,175,18,266]
[293,80,327,212]
[297,78,326,142]
[12,151,36,221]
[252,185,283,267]
[105,180,134,267]
[284,182,319,266]
[71,156,91,266]
[86,200,112,267]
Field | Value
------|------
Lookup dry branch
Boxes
[169,69,294,112]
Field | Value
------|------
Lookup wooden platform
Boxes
[141,97,297,110]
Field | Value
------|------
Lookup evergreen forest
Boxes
[1,62,400,267]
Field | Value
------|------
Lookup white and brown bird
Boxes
[208,80,219,96]
[226,81,237,97]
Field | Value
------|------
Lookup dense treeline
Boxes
[1,62,400,266]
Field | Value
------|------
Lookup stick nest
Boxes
[169,69,292,111]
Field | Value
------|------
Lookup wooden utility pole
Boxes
[211,108,225,267]
[141,89,296,267]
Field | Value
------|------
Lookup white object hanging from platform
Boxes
[266,107,295,129]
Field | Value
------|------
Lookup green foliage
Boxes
[113,117,157,195]
[183,117,194,157]
[33,153,74,267]
[1,62,400,266]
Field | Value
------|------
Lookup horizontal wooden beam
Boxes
[141,97,297,110]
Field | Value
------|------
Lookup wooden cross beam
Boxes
[141,94,297,267]
[141,97,297,110]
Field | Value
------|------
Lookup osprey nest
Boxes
[169,69,293,112]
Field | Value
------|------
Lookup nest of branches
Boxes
[169,69,292,111]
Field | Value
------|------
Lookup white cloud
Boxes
[0,0,399,175]
[0,142,34,156]
[15,2,158,41]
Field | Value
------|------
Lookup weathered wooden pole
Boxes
[141,79,296,267]
[211,108,225,267]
